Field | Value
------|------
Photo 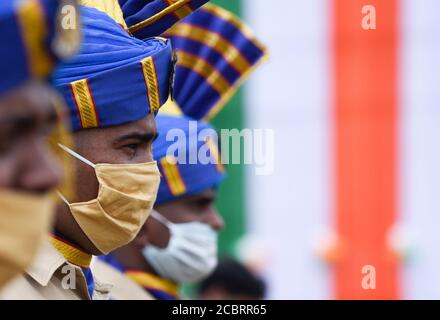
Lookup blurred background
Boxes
[204,0,440,299]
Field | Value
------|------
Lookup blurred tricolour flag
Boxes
[240,0,440,299]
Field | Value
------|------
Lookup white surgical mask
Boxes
[143,210,218,284]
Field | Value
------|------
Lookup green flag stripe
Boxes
[210,0,247,256]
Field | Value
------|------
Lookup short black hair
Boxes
[199,257,266,299]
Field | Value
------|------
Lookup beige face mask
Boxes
[0,189,55,288]
[57,143,160,255]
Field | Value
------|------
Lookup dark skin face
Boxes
[111,188,225,276]
[54,114,158,255]
[0,81,63,193]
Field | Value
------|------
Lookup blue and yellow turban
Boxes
[119,0,209,39]
[152,4,267,204]
[51,5,173,131]
[153,114,225,205]
[162,3,268,120]
[0,0,81,95]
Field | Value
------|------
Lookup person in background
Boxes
[0,0,80,291]
[94,3,267,300]
[198,258,267,300]
[0,3,177,300]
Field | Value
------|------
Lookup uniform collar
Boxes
[125,270,180,298]
[26,239,67,287]
[24,236,109,300]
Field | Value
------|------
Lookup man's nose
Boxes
[18,138,63,194]
[203,206,225,231]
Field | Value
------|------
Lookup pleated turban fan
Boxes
[151,4,268,204]
[161,3,268,120]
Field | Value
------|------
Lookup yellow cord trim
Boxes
[126,271,179,296]
[128,0,192,34]
[206,137,225,173]
[160,155,187,196]
[141,57,161,114]
[165,0,193,19]
[70,79,99,128]
[50,236,92,268]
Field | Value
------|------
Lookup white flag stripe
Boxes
[244,0,331,299]
[401,0,440,299]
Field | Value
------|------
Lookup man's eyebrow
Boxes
[0,107,58,128]
[0,113,36,131]
[114,131,159,144]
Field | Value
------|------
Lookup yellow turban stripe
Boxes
[16,0,53,78]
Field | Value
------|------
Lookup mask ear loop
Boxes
[150,210,173,229]
[56,143,96,205]
[57,143,96,169]
[57,191,70,205]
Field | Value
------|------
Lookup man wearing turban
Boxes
[1,2,184,299]
[0,0,81,292]
[95,4,267,300]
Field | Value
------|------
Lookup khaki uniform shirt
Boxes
[0,240,112,300]
[91,258,154,300]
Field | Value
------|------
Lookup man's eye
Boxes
[198,201,210,209]
[125,144,138,150]
[124,143,139,154]
[188,199,212,210]
[123,142,143,158]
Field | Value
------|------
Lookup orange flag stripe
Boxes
[333,0,399,299]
